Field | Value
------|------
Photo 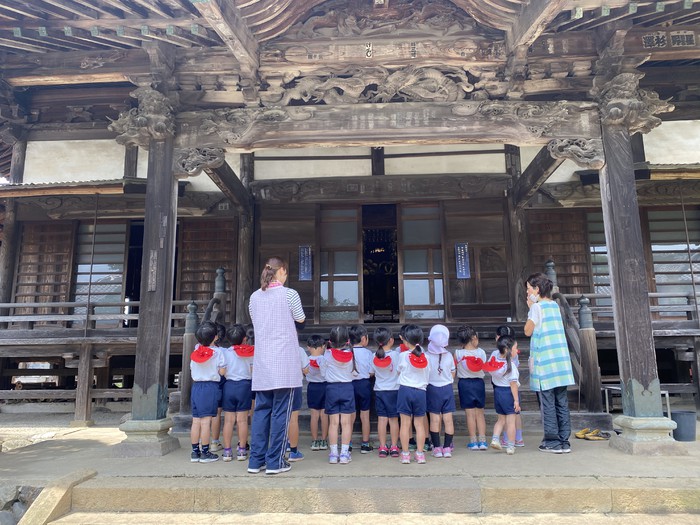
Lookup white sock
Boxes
[341,444,350,454]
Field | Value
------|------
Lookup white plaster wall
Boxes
[385,144,505,174]
[644,121,700,165]
[24,140,125,183]
[253,147,372,179]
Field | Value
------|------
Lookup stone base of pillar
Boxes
[69,420,94,428]
[170,413,193,436]
[610,415,688,456]
[113,417,180,457]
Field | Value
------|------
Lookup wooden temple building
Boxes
[1,0,700,454]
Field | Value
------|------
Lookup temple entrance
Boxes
[362,204,399,322]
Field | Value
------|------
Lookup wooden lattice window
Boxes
[177,218,238,321]
[528,210,592,295]
[12,222,76,326]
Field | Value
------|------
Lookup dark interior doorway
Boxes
[362,204,399,322]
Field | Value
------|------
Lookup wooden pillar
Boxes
[72,344,94,426]
[505,144,529,321]
[236,213,254,324]
[599,123,661,418]
[236,152,255,324]
[0,140,26,327]
[111,86,180,456]
[131,133,178,421]
[578,296,602,412]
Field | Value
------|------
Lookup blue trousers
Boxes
[249,388,294,471]
[538,386,571,449]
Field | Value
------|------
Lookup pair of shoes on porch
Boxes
[584,429,611,441]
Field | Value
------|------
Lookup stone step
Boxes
[61,474,700,516]
[48,512,700,525]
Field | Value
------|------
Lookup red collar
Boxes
[399,343,409,352]
[309,358,320,368]
[465,356,484,372]
[330,348,353,363]
[408,352,428,369]
[191,346,214,363]
[373,355,392,368]
[233,345,254,357]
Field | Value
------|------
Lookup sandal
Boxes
[585,430,610,441]
[575,428,591,439]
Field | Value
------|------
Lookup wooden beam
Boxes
[512,145,565,208]
[508,0,567,49]
[190,0,259,84]
[181,100,601,150]
[203,161,253,214]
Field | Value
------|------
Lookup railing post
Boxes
[213,267,227,324]
[72,343,95,427]
[545,259,558,293]
[578,295,602,412]
[179,301,198,416]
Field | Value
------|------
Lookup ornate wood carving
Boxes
[108,87,175,148]
[250,174,510,204]
[174,146,225,176]
[541,179,700,208]
[261,65,475,106]
[594,72,674,134]
[547,138,604,170]
[182,100,600,149]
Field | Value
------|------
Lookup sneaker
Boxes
[490,438,502,451]
[560,444,572,454]
[286,441,291,453]
[223,449,233,462]
[478,441,488,450]
[432,446,444,458]
[339,452,352,464]
[415,451,426,464]
[288,451,304,462]
[443,447,452,458]
[408,438,417,451]
[310,440,320,451]
[500,438,508,448]
[209,441,223,452]
[378,446,389,458]
[329,452,339,464]
[247,464,266,474]
[348,441,353,452]
[401,451,411,464]
[266,463,292,475]
[467,442,479,451]
[236,446,247,461]
[319,440,328,450]
[538,444,563,454]
[515,439,525,447]
[506,446,515,455]
[360,442,374,454]
[190,450,200,463]
[424,442,434,452]
[238,442,250,451]
[389,446,400,457]
[199,451,219,463]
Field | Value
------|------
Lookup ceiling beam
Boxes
[512,145,565,209]
[203,161,253,214]
[508,0,567,50]
[190,0,259,99]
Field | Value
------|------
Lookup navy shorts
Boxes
[307,382,327,410]
[397,385,427,417]
[375,390,399,418]
[217,375,226,408]
[494,385,517,415]
[325,382,356,415]
[191,381,220,418]
[222,379,252,413]
[292,386,303,411]
[458,377,486,409]
[353,378,372,411]
[427,383,456,415]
